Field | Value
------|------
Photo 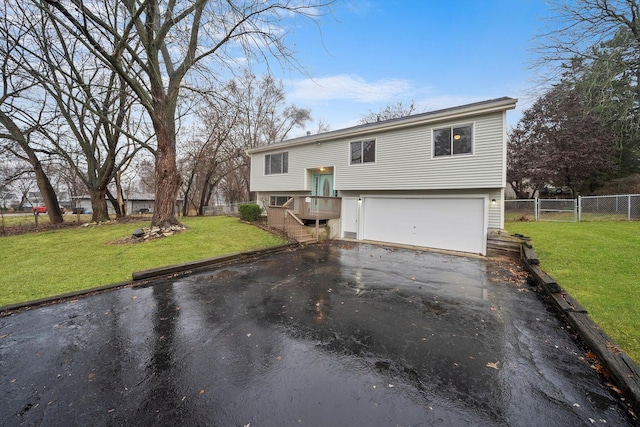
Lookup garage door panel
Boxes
[362,198,485,254]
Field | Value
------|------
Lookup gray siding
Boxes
[250,111,506,193]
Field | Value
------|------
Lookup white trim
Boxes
[431,121,475,159]
[305,165,337,193]
[348,138,377,166]
[500,110,508,186]
[264,151,289,176]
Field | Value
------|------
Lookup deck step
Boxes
[486,231,526,258]
[283,213,316,243]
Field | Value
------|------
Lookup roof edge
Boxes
[248,97,517,154]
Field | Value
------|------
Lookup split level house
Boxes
[248,97,518,256]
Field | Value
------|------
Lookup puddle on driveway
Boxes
[0,243,634,426]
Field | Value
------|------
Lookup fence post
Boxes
[578,196,582,222]
[534,198,539,221]
[629,195,632,221]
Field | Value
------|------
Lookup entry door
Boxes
[312,173,334,213]
[312,173,334,197]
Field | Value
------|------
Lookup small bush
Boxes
[238,204,262,222]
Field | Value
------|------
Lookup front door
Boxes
[312,173,334,197]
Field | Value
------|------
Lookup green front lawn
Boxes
[0,216,286,307]
[505,221,640,363]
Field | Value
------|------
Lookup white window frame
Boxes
[432,123,474,158]
[269,195,291,206]
[264,152,289,175]
[349,139,376,165]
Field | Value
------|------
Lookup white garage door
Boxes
[361,197,486,254]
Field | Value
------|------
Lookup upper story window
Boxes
[350,139,376,165]
[265,152,288,175]
[433,124,473,157]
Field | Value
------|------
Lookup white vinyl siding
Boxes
[487,188,504,230]
[337,113,505,190]
[250,111,507,193]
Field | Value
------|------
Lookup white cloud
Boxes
[288,74,414,103]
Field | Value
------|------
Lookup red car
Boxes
[32,204,66,214]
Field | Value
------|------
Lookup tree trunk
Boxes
[151,124,181,227]
[90,188,110,222]
[106,189,124,218]
[35,161,64,224]
[152,147,181,225]
[114,170,126,217]
[0,111,64,223]
[182,170,195,217]
[197,171,213,216]
[150,94,182,227]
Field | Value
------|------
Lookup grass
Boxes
[1,212,94,227]
[0,216,287,307]
[505,221,640,363]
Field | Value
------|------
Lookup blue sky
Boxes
[275,0,554,137]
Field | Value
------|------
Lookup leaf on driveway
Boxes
[486,361,499,370]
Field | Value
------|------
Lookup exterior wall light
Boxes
[491,198,497,206]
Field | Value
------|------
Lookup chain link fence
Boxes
[539,199,577,222]
[505,194,640,222]
[504,199,537,222]
[579,195,640,221]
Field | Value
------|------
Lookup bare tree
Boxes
[358,100,423,125]
[0,4,64,223]
[40,0,332,227]
[538,0,640,81]
[179,71,310,212]
[314,118,331,134]
[536,0,640,175]
[228,71,311,200]
[37,28,141,221]
[180,98,240,216]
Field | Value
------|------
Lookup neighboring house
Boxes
[72,192,157,214]
[248,97,517,255]
[125,192,156,214]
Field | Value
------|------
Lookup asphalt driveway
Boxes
[0,243,634,426]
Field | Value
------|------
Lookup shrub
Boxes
[238,204,262,222]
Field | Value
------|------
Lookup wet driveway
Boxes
[0,243,634,426]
